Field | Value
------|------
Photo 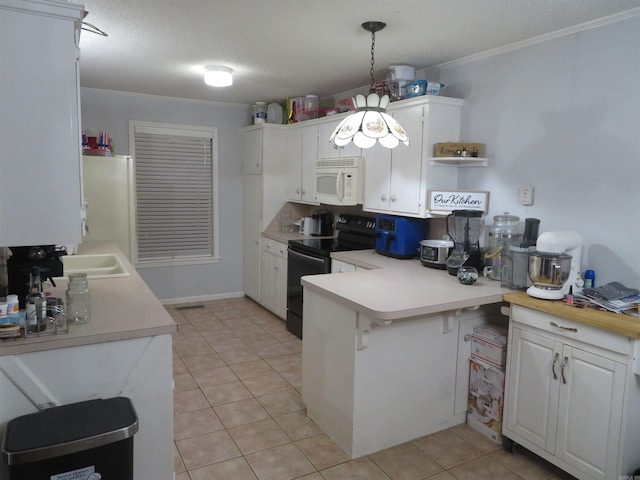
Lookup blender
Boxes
[445,210,485,276]
[527,230,582,300]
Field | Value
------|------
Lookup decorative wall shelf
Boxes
[429,157,488,167]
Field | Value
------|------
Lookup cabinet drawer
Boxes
[275,241,288,259]
[511,305,630,355]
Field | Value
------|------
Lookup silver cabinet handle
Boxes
[561,356,568,384]
[390,194,397,202]
[550,321,577,332]
[552,352,559,380]
[381,194,388,201]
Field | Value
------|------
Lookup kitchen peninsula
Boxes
[301,249,510,458]
[0,242,176,480]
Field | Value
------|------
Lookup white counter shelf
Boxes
[429,156,488,167]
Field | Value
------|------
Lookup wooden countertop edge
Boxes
[503,291,640,338]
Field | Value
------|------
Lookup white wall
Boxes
[81,88,250,302]
[423,14,640,287]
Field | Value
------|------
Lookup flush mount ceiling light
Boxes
[204,65,233,87]
[330,21,409,149]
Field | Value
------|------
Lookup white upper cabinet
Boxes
[362,96,463,218]
[0,0,84,246]
[286,124,319,204]
[317,120,362,159]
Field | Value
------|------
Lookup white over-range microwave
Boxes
[314,156,363,206]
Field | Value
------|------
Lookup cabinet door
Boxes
[363,148,392,212]
[243,176,262,301]
[556,346,625,480]
[317,121,362,159]
[300,125,318,203]
[504,327,561,453]
[274,253,287,319]
[260,241,276,312]
[388,105,425,215]
[286,128,303,201]
[362,105,424,215]
[332,259,357,273]
[243,129,262,174]
[0,3,84,246]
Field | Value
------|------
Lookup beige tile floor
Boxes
[168,297,577,480]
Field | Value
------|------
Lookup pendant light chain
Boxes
[329,20,410,149]
[369,30,376,92]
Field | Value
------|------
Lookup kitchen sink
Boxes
[57,254,130,279]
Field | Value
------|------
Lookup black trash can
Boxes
[1,397,138,480]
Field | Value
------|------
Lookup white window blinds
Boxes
[131,122,219,264]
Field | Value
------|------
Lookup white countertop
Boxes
[302,250,510,320]
[0,241,177,355]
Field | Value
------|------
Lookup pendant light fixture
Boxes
[329,21,409,149]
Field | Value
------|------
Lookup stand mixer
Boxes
[527,231,582,300]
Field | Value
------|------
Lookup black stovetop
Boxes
[288,214,376,257]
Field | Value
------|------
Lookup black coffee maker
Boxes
[7,245,65,307]
[311,209,333,236]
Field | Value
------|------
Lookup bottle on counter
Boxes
[66,273,91,324]
[584,269,595,289]
[25,266,47,333]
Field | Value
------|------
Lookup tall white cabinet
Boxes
[0,0,85,246]
[363,96,463,217]
[503,304,640,479]
[242,125,288,303]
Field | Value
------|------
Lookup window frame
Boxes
[128,120,220,268]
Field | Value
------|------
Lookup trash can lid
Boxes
[2,397,138,466]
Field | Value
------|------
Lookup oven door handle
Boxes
[288,248,329,266]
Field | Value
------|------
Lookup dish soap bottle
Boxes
[66,273,91,324]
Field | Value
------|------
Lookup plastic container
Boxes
[404,80,427,98]
[252,102,267,124]
[2,397,138,480]
[387,65,415,101]
[584,269,595,289]
[6,294,19,315]
[267,102,283,124]
[66,273,91,324]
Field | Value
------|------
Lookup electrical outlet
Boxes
[519,185,534,206]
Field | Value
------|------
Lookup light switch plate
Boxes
[519,185,534,205]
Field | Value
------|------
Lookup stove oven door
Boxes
[286,247,330,339]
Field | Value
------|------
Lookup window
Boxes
[129,121,219,266]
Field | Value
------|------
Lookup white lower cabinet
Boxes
[503,305,640,479]
[260,238,288,319]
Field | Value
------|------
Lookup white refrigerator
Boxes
[81,155,134,260]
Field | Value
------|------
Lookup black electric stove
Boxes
[288,214,377,257]
[286,214,376,339]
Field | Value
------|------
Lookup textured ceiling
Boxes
[78,0,640,105]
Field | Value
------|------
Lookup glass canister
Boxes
[66,273,91,324]
[484,213,523,280]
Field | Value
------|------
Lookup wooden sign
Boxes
[428,190,490,213]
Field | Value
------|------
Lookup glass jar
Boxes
[66,273,91,324]
[484,213,523,280]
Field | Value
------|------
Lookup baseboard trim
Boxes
[160,291,246,305]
